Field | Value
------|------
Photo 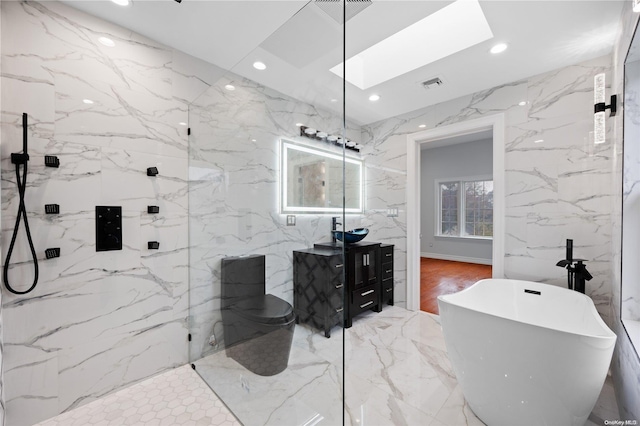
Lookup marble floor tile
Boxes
[33,305,620,426]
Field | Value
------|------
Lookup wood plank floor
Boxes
[420,257,492,315]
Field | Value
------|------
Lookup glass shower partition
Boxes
[186,2,347,424]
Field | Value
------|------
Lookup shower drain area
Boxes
[35,365,240,426]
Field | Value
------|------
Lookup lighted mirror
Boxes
[622,18,640,355]
[281,140,363,214]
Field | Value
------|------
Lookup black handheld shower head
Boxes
[4,113,39,295]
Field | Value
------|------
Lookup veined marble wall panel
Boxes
[612,0,640,420]
[0,1,200,423]
[188,76,363,360]
[362,55,614,320]
[0,0,4,421]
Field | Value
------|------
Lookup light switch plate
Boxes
[286,215,296,226]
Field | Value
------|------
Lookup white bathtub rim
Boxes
[437,278,616,341]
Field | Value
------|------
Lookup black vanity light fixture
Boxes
[298,125,362,152]
[593,73,617,145]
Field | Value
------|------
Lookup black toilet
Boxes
[221,255,296,376]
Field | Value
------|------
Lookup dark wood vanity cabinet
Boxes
[343,242,382,327]
[294,241,391,336]
[293,248,344,338]
[380,244,394,305]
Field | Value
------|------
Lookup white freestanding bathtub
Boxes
[437,279,616,426]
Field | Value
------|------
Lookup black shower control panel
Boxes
[44,155,59,168]
[148,241,160,250]
[96,206,122,252]
[147,205,160,214]
[45,204,60,214]
[147,167,158,176]
[45,248,60,259]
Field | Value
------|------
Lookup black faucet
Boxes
[556,239,592,294]
[331,216,342,243]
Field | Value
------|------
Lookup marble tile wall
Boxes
[611,0,640,421]
[361,54,613,319]
[188,74,362,360]
[0,1,222,424]
[0,0,4,424]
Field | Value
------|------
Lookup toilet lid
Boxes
[230,294,295,325]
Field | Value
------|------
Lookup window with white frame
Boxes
[436,178,493,238]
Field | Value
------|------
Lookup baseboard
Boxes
[420,252,492,266]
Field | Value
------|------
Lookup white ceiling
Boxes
[62,0,625,126]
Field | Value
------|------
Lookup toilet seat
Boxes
[229,294,295,325]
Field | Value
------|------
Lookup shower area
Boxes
[0,0,362,425]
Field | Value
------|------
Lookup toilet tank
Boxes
[221,255,266,307]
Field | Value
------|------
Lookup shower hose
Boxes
[3,113,39,295]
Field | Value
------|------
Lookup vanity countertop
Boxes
[313,241,381,251]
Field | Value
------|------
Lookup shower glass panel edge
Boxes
[186,2,346,425]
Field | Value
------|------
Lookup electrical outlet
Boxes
[286,215,296,226]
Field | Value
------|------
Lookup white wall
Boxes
[420,139,493,262]
[188,72,362,360]
[361,53,612,319]
[0,0,4,423]
[0,2,217,423]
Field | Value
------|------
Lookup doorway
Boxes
[406,114,505,312]
[419,132,494,314]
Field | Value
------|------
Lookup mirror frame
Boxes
[280,139,363,214]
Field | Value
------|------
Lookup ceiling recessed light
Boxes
[178,122,187,126]
[369,94,380,102]
[110,0,130,6]
[82,99,94,104]
[253,61,266,70]
[534,139,544,143]
[251,138,257,142]
[418,124,426,128]
[224,84,235,91]
[98,37,115,47]
[295,123,304,127]
[330,99,338,103]
[518,101,527,106]
[490,43,508,54]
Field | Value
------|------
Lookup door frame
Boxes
[406,114,506,311]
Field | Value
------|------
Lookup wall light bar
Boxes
[593,73,617,144]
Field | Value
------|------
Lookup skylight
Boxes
[330,0,493,90]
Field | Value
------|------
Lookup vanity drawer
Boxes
[381,245,393,262]
[382,278,393,294]
[352,284,377,313]
[382,263,393,280]
[327,290,343,314]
